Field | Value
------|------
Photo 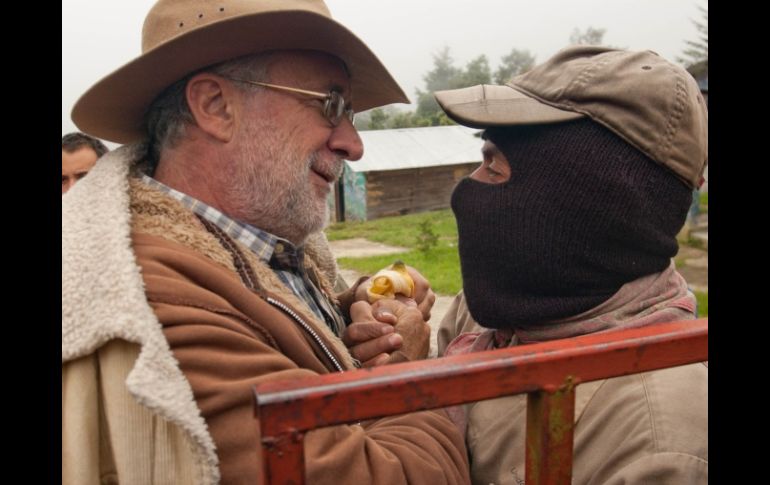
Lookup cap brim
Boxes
[72,10,408,144]
[434,84,584,129]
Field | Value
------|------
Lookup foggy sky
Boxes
[62,0,703,140]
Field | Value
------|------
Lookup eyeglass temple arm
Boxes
[228,79,328,99]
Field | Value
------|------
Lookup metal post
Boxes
[262,429,306,485]
[525,377,576,485]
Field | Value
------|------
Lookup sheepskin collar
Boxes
[62,144,220,484]
[127,174,356,370]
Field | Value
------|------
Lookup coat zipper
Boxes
[194,216,347,373]
[266,296,344,373]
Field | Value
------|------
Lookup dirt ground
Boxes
[328,238,409,258]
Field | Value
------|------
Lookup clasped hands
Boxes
[342,265,436,367]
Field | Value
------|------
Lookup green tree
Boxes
[678,2,708,66]
[415,46,462,119]
[415,220,439,255]
[358,107,436,131]
[389,111,420,129]
[369,45,539,130]
[569,26,606,45]
[494,48,536,83]
[457,55,492,87]
[416,49,494,123]
[367,108,389,130]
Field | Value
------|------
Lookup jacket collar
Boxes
[62,144,220,483]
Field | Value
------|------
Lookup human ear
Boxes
[185,73,236,143]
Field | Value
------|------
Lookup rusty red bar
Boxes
[526,384,576,485]
[254,318,707,484]
[257,425,304,485]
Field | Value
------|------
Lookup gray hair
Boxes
[142,52,275,174]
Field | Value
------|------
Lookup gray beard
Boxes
[227,150,335,245]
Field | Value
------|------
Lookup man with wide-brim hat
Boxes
[62,1,468,483]
[435,46,708,484]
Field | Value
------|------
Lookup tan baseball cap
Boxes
[434,46,708,189]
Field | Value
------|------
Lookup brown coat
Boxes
[62,147,469,485]
[438,291,707,485]
[130,178,470,484]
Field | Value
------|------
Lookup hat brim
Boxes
[72,10,408,143]
[434,84,584,129]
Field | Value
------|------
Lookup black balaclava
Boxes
[450,118,692,330]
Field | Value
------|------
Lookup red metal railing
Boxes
[253,318,708,484]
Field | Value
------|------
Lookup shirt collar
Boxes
[139,174,301,266]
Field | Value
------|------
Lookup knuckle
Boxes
[404,307,422,319]
[350,300,369,313]
[347,326,363,340]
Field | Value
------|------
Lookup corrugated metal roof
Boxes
[347,125,483,173]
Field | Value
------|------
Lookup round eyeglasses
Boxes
[226,78,355,126]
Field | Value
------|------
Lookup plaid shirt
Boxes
[140,175,344,336]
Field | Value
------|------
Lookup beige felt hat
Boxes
[72,0,408,143]
[435,46,708,189]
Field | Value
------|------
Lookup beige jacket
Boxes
[63,146,222,485]
[438,291,708,485]
[63,145,469,485]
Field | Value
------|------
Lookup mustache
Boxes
[308,152,344,182]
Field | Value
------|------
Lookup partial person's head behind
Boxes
[434,46,708,329]
[70,0,406,244]
[61,132,109,194]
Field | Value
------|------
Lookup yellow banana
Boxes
[366,260,415,303]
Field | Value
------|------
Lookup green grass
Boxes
[327,209,458,246]
[338,246,462,295]
[694,291,708,317]
[699,191,708,214]
[327,209,463,294]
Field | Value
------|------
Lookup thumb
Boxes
[349,300,376,322]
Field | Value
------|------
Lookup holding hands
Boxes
[343,262,436,366]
